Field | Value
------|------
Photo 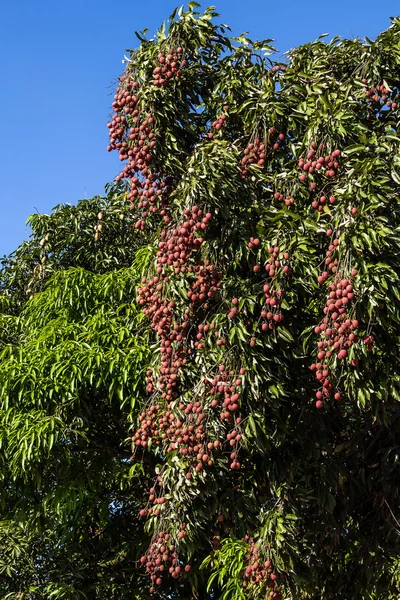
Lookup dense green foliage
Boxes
[0,193,155,599]
[2,4,400,599]
[0,185,137,313]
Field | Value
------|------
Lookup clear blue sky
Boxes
[0,0,392,256]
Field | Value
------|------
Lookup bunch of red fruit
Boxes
[139,486,167,518]
[364,80,398,111]
[138,278,183,401]
[152,47,187,86]
[157,207,211,274]
[256,247,290,331]
[107,78,140,152]
[207,367,245,468]
[133,385,243,473]
[241,138,267,172]
[240,129,286,177]
[107,74,175,231]
[187,261,222,310]
[242,537,283,599]
[138,208,216,399]
[273,191,295,207]
[208,107,229,139]
[311,194,336,212]
[115,114,155,176]
[121,115,172,230]
[268,127,286,152]
[298,142,341,182]
[139,528,190,592]
[364,334,375,352]
[270,64,287,74]
[311,271,359,407]
[193,321,222,352]
[323,237,341,274]
[108,66,189,231]
[133,401,209,469]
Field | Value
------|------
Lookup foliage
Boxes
[0,183,137,314]
[0,197,155,598]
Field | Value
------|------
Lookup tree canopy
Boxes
[2,4,400,599]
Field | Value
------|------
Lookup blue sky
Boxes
[0,0,392,256]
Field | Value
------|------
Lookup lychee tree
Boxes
[1,4,400,600]
[107,4,400,599]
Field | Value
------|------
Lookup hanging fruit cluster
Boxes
[273,191,295,207]
[208,107,229,139]
[134,399,210,468]
[364,334,375,352]
[139,527,191,593]
[364,79,398,110]
[311,269,359,408]
[270,129,286,152]
[270,64,287,74]
[139,485,167,518]
[107,74,176,231]
[107,79,139,154]
[298,142,341,182]
[311,194,336,211]
[187,261,221,310]
[240,138,267,176]
[242,537,283,599]
[252,246,290,332]
[157,207,211,274]
[324,237,341,274]
[208,366,243,419]
[134,370,245,473]
[137,207,215,402]
[240,129,286,178]
[152,47,187,87]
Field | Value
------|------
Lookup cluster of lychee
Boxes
[323,236,341,274]
[311,271,359,408]
[240,130,286,178]
[364,80,398,111]
[107,76,175,231]
[208,107,229,139]
[364,334,374,352]
[134,364,247,473]
[298,142,341,182]
[133,401,209,469]
[187,261,222,310]
[138,208,215,398]
[107,78,140,152]
[268,127,286,152]
[138,279,182,402]
[139,486,167,518]
[152,47,187,87]
[139,527,190,592]
[273,191,295,207]
[133,379,244,472]
[207,370,244,469]
[157,207,211,274]
[254,246,290,331]
[121,115,172,231]
[270,64,287,74]
[207,365,245,425]
[311,194,336,212]
[241,138,267,171]
[242,537,283,599]
[192,320,223,352]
